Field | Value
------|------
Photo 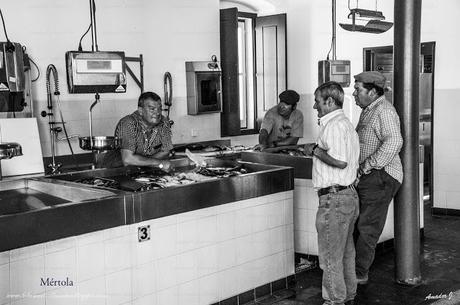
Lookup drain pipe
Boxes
[393,0,422,285]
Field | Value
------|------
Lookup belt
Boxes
[317,184,354,197]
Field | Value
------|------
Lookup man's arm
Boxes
[254,129,270,151]
[304,143,347,169]
[361,108,403,174]
[120,149,173,172]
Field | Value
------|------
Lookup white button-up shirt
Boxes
[312,109,360,189]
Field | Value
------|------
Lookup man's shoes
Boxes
[356,274,368,285]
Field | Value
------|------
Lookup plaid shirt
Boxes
[115,111,173,156]
[356,96,403,183]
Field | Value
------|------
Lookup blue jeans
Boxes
[355,169,401,278]
[316,188,359,305]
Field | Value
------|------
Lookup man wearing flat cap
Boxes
[254,89,303,151]
[352,71,403,285]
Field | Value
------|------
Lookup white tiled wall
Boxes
[0,191,294,305]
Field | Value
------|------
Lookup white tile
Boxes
[177,220,197,253]
[446,191,460,210]
[176,251,198,285]
[133,293,157,305]
[217,268,239,301]
[0,251,9,266]
[217,201,241,214]
[306,189,319,210]
[10,294,45,305]
[294,208,308,231]
[234,208,253,237]
[294,187,308,210]
[45,237,76,255]
[103,225,130,240]
[104,236,132,274]
[178,280,200,305]
[132,231,156,266]
[284,199,294,225]
[236,261,256,293]
[44,248,77,291]
[252,231,272,260]
[132,262,156,299]
[10,244,44,263]
[235,235,254,265]
[294,178,308,187]
[307,232,319,256]
[76,242,105,282]
[199,273,219,305]
[196,216,217,247]
[10,256,44,297]
[251,257,271,288]
[216,211,236,242]
[45,286,77,305]
[217,240,237,271]
[294,230,309,255]
[106,269,131,305]
[77,277,106,305]
[75,230,105,248]
[286,224,295,251]
[270,226,286,254]
[0,264,9,305]
[268,201,285,229]
[305,210,317,233]
[266,192,286,203]
[155,256,177,291]
[267,252,286,282]
[156,286,178,305]
[285,250,295,276]
[196,245,218,277]
[177,206,216,223]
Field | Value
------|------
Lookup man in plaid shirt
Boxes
[352,71,403,285]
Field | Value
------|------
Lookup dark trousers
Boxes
[354,169,401,277]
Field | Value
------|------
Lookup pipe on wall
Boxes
[393,0,422,285]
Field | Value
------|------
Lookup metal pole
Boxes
[393,0,422,285]
[332,0,337,60]
[89,0,98,51]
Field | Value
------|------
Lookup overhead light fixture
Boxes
[339,1,393,34]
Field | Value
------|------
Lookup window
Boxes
[237,17,255,130]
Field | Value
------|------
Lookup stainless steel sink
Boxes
[0,179,116,216]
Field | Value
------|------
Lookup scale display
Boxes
[66,51,126,94]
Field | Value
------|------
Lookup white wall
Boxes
[2,0,222,157]
[422,0,460,210]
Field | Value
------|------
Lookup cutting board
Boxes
[0,118,44,176]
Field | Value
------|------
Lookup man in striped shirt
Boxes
[352,71,403,285]
[304,81,360,305]
[109,91,174,172]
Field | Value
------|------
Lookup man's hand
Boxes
[253,144,267,151]
[303,143,317,156]
[159,160,174,173]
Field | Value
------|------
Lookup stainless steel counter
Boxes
[241,151,312,179]
[0,158,293,252]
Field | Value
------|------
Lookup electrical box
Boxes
[318,60,351,87]
[65,51,127,94]
[0,42,26,112]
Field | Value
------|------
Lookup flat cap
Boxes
[279,90,300,105]
[354,71,387,89]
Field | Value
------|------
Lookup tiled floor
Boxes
[273,201,460,305]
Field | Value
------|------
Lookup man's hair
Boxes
[362,83,385,97]
[138,91,161,107]
[314,81,344,107]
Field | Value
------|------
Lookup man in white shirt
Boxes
[304,81,360,305]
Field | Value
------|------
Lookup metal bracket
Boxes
[124,54,144,92]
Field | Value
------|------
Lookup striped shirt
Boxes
[356,96,403,183]
[115,111,173,156]
[312,109,360,189]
